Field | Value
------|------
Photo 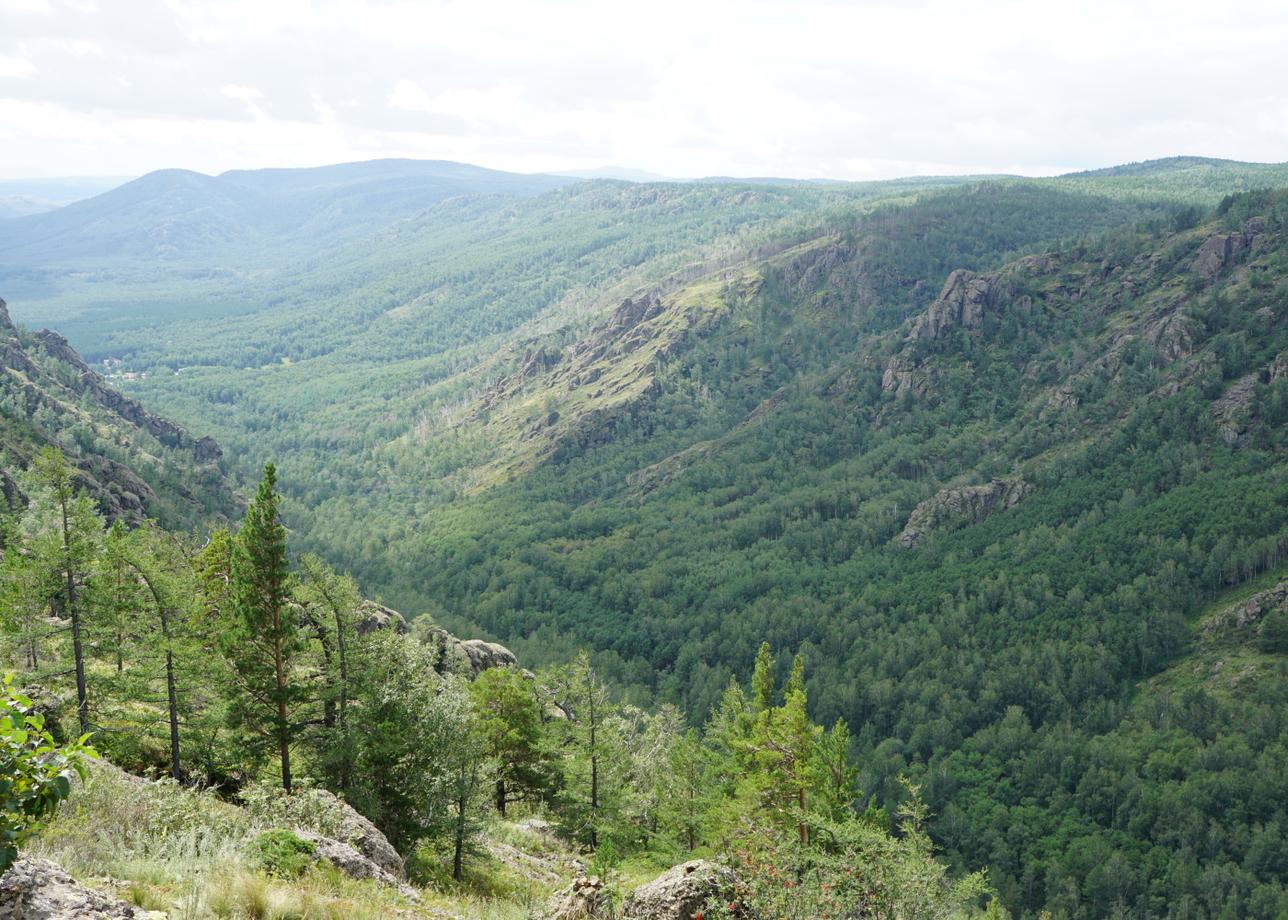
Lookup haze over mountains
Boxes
[2,151,1288,917]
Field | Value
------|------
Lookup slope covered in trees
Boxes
[0,297,234,529]
[283,189,1286,918]
[4,160,1288,917]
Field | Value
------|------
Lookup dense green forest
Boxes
[2,157,1287,917]
[0,452,992,918]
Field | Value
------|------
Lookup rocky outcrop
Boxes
[1193,231,1247,279]
[355,601,409,636]
[911,270,992,340]
[620,860,740,920]
[294,788,405,880]
[1210,372,1260,445]
[1203,580,1288,635]
[898,478,1034,548]
[33,330,200,454]
[0,858,164,919]
[295,832,417,898]
[422,625,519,677]
[544,875,611,919]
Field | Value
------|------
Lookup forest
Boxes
[1,158,1286,918]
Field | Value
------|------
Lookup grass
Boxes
[26,762,581,919]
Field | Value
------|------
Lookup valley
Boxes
[0,155,1286,918]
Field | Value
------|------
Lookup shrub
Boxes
[253,829,316,878]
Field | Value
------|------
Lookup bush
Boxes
[253,829,316,878]
[0,676,94,871]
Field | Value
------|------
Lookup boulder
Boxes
[295,832,418,899]
[355,601,409,636]
[898,478,1033,548]
[421,626,519,678]
[620,860,740,920]
[0,857,164,919]
[295,788,405,880]
[544,875,611,919]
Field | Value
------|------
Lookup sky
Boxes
[2,0,1287,182]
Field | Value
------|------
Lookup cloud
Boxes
[1,0,1287,179]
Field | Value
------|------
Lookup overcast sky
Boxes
[2,0,1287,181]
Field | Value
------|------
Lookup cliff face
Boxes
[897,478,1034,548]
[0,297,236,527]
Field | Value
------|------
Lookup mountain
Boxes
[0,296,235,528]
[0,158,574,266]
[3,157,1288,916]
[325,188,1282,918]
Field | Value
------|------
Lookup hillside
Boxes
[2,159,1287,917]
[0,296,234,529]
[283,189,1285,917]
[0,159,573,267]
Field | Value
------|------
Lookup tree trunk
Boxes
[60,494,88,736]
[588,681,599,851]
[496,777,507,817]
[452,793,466,881]
[273,621,292,792]
[798,787,808,845]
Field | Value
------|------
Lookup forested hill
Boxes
[5,157,1288,917]
[0,158,573,265]
[300,188,1286,917]
[0,297,234,529]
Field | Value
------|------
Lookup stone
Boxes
[1203,580,1288,634]
[295,832,418,899]
[620,860,740,920]
[0,857,148,919]
[910,269,998,341]
[295,788,405,880]
[355,601,409,636]
[898,478,1034,548]
[1193,232,1247,279]
[544,874,611,919]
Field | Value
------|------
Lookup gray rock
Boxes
[911,269,998,341]
[898,478,1034,548]
[355,601,409,636]
[1203,580,1288,634]
[620,860,739,920]
[544,875,611,919]
[295,788,405,880]
[1193,232,1247,279]
[421,625,518,677]
[0,857,158,919]
[295,832,418,899]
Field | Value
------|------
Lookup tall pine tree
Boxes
[225,463,300,791]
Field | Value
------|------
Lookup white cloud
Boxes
[1,0,1287,179]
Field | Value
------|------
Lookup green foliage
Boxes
[253,829,316,878]
[225,462,301,790]
[0,676,93,871]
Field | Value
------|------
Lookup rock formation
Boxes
[291,788,405,880]
[620,860,740,920]
[1203,580,1288,634]
[898,478,1034,548]
[0,858,165,919]
[544,875,611,919]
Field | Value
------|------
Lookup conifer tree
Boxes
[26,448,101,736]
[224,462,299,791]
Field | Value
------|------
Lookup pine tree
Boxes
[295,553,362,792]
[26,448,101,736]
[469,665,552,816]
[224,463,300,791]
